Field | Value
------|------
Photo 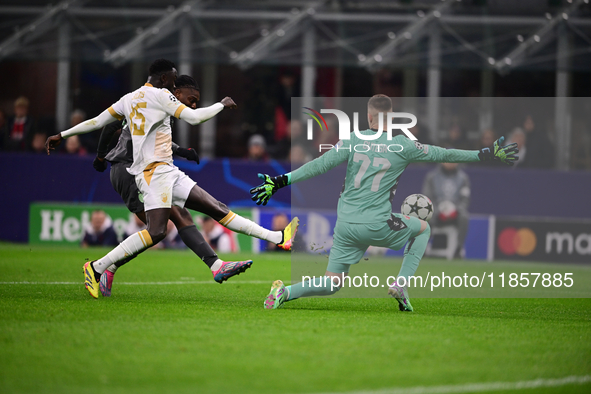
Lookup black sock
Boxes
[114,254,136,269]
[178,225,219,268]
[90,262,101,282]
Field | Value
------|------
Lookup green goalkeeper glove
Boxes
[478,136,519,166]
[249,173,289,206]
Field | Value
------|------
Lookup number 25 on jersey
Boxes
[130,102,147,135]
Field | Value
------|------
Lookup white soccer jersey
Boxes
[108,83,187,176]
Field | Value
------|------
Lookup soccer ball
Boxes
[401,194,433,222]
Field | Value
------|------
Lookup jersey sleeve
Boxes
[401,139,480,163]
[290,139,351,184]
[107,98,125,121]
[179,103,225,125]
[61,108,122,138]
[157,90,188,119]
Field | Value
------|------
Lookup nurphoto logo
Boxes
[303,107,417,152]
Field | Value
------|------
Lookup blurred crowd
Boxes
[1,91,589,170]
[414,114,560,170]
[0,96,90,156]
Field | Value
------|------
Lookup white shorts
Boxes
[135,163,196,212]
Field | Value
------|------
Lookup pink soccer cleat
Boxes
[100,270,115,297]
[212,260,253,283]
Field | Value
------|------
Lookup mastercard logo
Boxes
[498,227,537,256]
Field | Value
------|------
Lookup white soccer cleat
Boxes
[388,281,414,312]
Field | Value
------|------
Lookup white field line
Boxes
[310,375,591,394]
[0,282,586,296]
[0,280,275,285]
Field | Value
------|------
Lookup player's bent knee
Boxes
[328,283,341,295]
[215,202,230,218]
[218,201,229,212]
[326,273,346,294]
[418,220,430,235]
[148,228,167,244]
[205,202,229,222]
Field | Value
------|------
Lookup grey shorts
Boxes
[109,162,144,214]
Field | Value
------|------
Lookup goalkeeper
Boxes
[251,94,518,311]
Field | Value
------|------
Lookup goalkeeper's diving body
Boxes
[251,94,518,311]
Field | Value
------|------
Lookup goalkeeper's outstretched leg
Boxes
[264,272,347,309]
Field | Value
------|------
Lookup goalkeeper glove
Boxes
[249,173,289,206]
[478,136,519,166]
[93,156,108,172]
[175,147,200,164]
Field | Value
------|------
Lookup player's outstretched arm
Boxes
[405,136,518,166]
[250,174,290,206]
[179,97,236,126]
[250,141,350,205]
[477,136,519,166]
[45,108,121,155]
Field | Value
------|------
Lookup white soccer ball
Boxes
[401,194,433,222]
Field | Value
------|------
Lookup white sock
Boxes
[92,230,153,274]
[210,259,223,272]
[219,211,282,244]
[107,264,118,274]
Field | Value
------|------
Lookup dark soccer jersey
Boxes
[105,126,134,164]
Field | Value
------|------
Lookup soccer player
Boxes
[251,94,518,311]
[93,75,252,296]
[45,59,298,299]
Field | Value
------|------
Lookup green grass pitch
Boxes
[0,243,590,394]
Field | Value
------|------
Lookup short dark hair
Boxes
[368,94,392,112]
[175,75,199,91]
[148,58,176,76]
